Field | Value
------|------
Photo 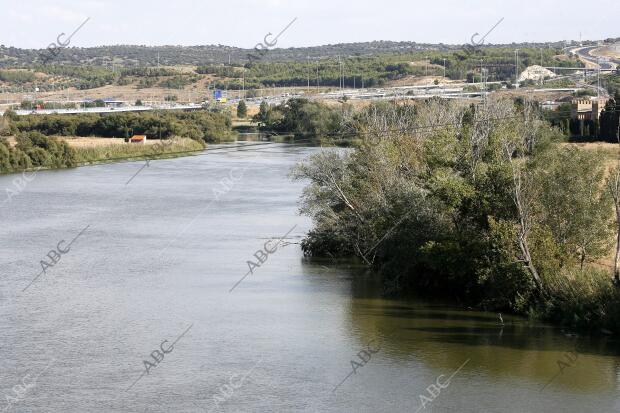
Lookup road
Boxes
[3,103,205,117]
[571,46,618,71]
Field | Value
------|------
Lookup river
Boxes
[1,142,619,412]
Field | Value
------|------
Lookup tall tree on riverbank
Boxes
[608,168,620,285]
[293,96,620,332]
[607,122,620,285]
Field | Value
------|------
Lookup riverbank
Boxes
[70,137,205,165]
[0,134,206,175]
[293,98,620,336]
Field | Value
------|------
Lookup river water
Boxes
[1,142,619,412]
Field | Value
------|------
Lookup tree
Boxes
[497,101,545,291]
[135,99,143,106]
[608,121,620,285]
[254,101,269,124]
[535,147,613,269]
[237,100,248,118]
[600,99,619,141]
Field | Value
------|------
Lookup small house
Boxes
[130,135,147,144]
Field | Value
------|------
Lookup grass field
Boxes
[71,137,205,164]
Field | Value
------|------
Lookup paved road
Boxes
[3,103,205,117]
[572,46,618,70]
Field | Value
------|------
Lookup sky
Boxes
[0,0,618,49]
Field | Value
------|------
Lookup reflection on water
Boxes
[305,259,620,411]
[0,143,619,412]
[349,297,620,393]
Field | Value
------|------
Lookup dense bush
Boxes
[293,98,620,333]
[0,131,76,173]
[253,98,347,138]
[10,110,235,143]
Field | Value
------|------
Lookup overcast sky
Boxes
[0,0,618,49]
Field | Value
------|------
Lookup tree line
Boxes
[4,110,235,143]
[0,130,75,173]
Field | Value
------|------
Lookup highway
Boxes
[1,58,613,118]
[570,46,618,70]
[3,103,204,117]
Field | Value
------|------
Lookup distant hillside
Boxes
[0,40,587,68]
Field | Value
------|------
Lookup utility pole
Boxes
[540,48,543,66]
[443,58,446,79]
[307,55,310,93]
[515,49,520,88]
[342,59,345,91]
[316,61,320,92]
[337,56,340,90]
[339,56,344,91]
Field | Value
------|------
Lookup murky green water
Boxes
[0,142,619,412]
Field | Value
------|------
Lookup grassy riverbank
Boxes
[71,137,205,165]
[293,97,620,335]
[0,108,239,174]
[0,132,206,174]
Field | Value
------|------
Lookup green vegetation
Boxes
[158,74,201,89]
[292,98,620,334]
[137,77,158,89]
[73,138,204,165]
[602,72,620,96]
[236,100,247,118]
[201,47,581,90]
[8,110,235,142]
[0,44,584,94]
[120,67,177,77]
[1,41,602,69]
[253,99,346,138]
[543,102,572,136]
[0,70,36,83]
[0,131,75,173]
[0,108,237,174]
[598,92,620,141]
